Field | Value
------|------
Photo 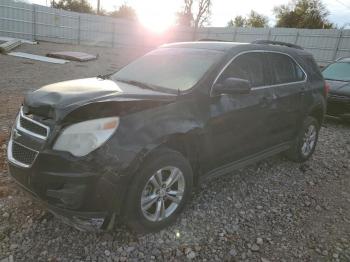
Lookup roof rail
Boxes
[198,39,227,42]
[252,40,304,50]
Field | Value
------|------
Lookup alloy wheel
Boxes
[301,124,317,157]
[140,166,185,222]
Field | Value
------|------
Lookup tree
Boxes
[246,10,269,28]
[176,0,212,29]
[52,0,94,14]
[110,4,137,20]
[273,0,334,29]
[227,16,246,27]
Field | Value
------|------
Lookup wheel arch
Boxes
[308,104,326,126]
[132,131,202,184]
[160,133,200,179]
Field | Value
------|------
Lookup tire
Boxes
[285,116,320,162]
[122,148,193,233]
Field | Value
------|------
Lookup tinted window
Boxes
[322,62,350,81]
[218,53,266,87]
[268,53,305,84]
[112,48,224,92]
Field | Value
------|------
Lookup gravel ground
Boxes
[0,42,350,262]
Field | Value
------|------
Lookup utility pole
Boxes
[97,0,100,14]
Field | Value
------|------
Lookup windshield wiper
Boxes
[115,79,158,91]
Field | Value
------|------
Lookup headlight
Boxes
[53,117,119,157]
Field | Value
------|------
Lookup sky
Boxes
[28,0,350,31]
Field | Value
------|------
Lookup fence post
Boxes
[267,28,272,40]
[332,30,343,61]
[112,21,115,48]
[294,31,299,44]
[232,27,237,42]
[32,4,36,41]
[77,15,81,45]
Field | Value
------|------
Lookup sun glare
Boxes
[137,0,178,33]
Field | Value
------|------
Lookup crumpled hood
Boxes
[326,80,350,96]
[24,77,176,120]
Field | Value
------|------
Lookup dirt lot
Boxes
[0,42,350,262]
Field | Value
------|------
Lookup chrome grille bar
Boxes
[7,139,39,168]
[16,107,50,140]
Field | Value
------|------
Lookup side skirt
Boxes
[199,142,292,183]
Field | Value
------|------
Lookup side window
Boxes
[218,53,266,87]
[268,53,305,84]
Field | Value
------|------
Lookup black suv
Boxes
[8,41,327,232]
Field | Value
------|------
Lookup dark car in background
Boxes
[7,41,327,232]
[323,58,350,121]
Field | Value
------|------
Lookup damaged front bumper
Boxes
[6,107,141,231]
[8,161,119,231]
[7,125,129,232]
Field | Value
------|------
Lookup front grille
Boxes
[17,107,50,140]
[20,116,48,137]
[11,141,38,167]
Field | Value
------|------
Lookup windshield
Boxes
[322,62,350,81]
[111,48,224,92]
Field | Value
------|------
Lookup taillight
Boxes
[324,82,330,96]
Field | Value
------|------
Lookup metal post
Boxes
[232,27,237,42]
[112,22,115,48]
[332,30,343,61]
[97,0,100,15]
[32,4,36,41]
[267,28,272,40]
[192,27,197,41]
[294,31,299,45]
[77,15,81,45]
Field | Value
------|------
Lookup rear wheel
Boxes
[123,148,193,233]
[286,116,319,162]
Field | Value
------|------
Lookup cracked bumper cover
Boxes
[7,148,132,231]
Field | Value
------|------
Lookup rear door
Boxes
[266,52,307,143]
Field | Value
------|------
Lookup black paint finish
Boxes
[8,42,326,229]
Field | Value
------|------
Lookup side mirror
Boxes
[213,78,251,95]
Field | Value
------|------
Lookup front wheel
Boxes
[123,148,193,233]
[285,116,320,162]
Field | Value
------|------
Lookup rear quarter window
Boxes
[268,53,306,84]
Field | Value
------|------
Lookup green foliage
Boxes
[228,11,268,28]
[246,11,269,28]
[52,0,94,14]
[227,16,246,27]
[109,4,137,20]
[274,0,334,29]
